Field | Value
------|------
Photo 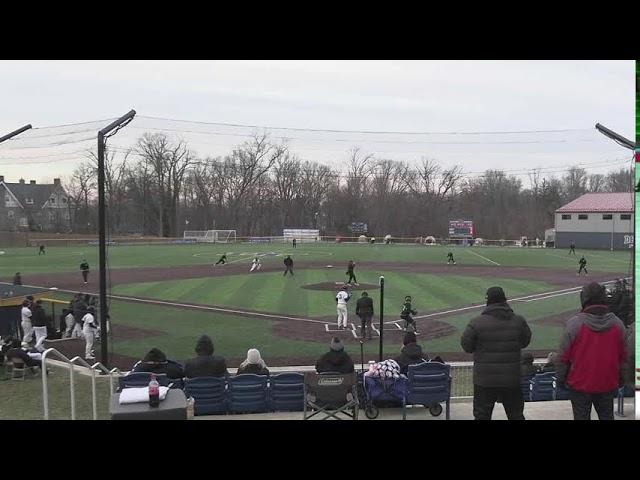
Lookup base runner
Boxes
[250,257,262,273]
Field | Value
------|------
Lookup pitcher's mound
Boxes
[301,282,380,292]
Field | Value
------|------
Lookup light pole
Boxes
[0,124,32,144]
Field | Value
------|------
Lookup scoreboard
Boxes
[448,220,475,238]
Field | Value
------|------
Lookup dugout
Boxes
[0,284,49,339]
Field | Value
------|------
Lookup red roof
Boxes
[556,193,633,213]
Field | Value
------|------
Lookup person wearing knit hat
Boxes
[315,336,355,374]
[461,286,531,420]
[184,335,229,378]
[237,348,270,376]
[556,282,628,420]
[394,331,430,375]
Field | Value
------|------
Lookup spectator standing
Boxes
[556,282,628,420]
[461,286,532,420]
[31,300,48,352]
[237,349,269,375]
[20,299,34,346]
[394,332,430,375]
[184,335,228,378]
[315,337,355,374]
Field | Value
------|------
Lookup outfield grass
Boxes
[0,242,631,278]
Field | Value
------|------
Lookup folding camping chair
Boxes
[303,372,359,420]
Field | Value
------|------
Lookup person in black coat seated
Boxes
[315,337,355,374]
[520,351,537,377]
[184,335,229,378]
[394,332,430,374]
[131,347,184,379]
[236,348,269,376]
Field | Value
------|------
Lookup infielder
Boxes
[578,256,588,276]
[569,242,576,255]
[215,253,228,266]
[80,259,90,284]
[283,255,294,276]
[250,256,262,273]
[336,285,351,330]
[447,252,456,265]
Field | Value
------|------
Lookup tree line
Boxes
[63,132,634,240]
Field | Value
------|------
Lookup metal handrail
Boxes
[41,348,123,420]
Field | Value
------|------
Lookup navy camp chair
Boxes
[118,372,170,391]
[270,373,305,412]
[403,362,451,420]
[521,375,534,401]
[227,374,270,414]
[530,372,555,401]
[184,376,228,415]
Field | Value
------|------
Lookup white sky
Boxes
[0,60,634,184]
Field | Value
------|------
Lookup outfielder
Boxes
[336,285,351,330]
[578,256,588,276]
[250,256,262,273]
[569,242,576,255]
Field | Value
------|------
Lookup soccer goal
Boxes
[183,230,237,243]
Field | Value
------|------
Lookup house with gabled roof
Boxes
[554,192,633,250]
[0,175,72,232]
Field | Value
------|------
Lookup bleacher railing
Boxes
[41,348,122,420]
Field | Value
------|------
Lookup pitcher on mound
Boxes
[336,285,351,330]
[250,256,262,273]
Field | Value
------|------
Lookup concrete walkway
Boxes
[196,398,635,420]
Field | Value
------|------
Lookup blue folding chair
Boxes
[227,374,270,414]
[270,373,304,412]
[529,372,555,401]
[118,372,170,391]
[521,375,534,402]
[184,376,228,415]
[552,377,570,401]
[403,362,452,420]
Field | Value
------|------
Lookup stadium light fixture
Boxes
[97,110,136,368]
[594,123,635,150]
[0,124,32,144]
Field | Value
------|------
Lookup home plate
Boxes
[49,287,58,290]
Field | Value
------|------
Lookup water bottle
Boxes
[148,374,160,407]
[186,396,195,420]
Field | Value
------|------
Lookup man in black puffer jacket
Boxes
[461,286,532,420]
[394,332,429,374]
[315,337,355,374]
[131,347,185,379]
[184,335,229,378]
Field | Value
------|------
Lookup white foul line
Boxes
[466,249,500,265]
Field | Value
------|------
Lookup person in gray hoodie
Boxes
[556,282,628,420]
[461,286,532,420]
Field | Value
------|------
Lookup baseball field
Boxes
[0,241,631,369]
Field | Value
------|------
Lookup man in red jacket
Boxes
[556,282,628,420]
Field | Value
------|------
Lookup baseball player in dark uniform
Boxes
[578,256,588,276]
[401,295,419,334]
[38,244,46,255]
[292,238,297,249]
[80,259,90,284]
[215,253,228,266]
[283,255,294,276]
[569,242,576,255]
[346,260,357,285]
[447,252,456,265]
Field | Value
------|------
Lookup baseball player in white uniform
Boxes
[335,285,351,329]
[250,257,262,273]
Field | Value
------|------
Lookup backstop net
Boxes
[283,229,320,243]
[183,230,237,243]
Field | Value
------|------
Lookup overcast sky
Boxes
[0,60,634,184]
